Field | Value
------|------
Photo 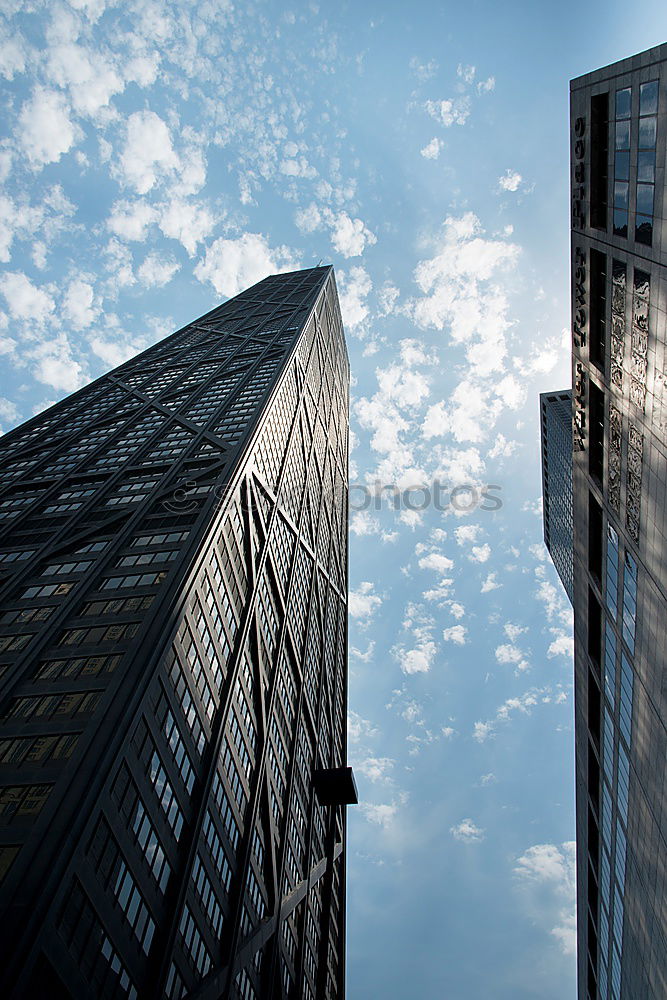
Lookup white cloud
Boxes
[487,434,517,459]
[481,572,500,593]
[504,622,527,642]
[548,633,574,659]
[137,252,180,288]
[454,524,481,546]
[355,757,395,782]
[499,169,522,192]
[158,198,215,256]
[420,137,443,160]
[348,581,382,622]
[331,211,377,258]
[450,818,484,843]
[29,334,85,392]
[473,720,494,743]
[46,39,124,119]
[18,88,81,168]
[115,110,179,194]
[514,842,577,956]
[394,639,436,675]
[443,625,466,644]
[350,511,381,537]
[348,710,378,744]
[425,96,470,127]
[194,233,298,298]
[295,204,376,258]
[0,271,55,324]
[338,265,372,333]
[62,278,97,329]
[108,200,157,242]
[361,801,400,829]
[495,643,529,672]
[418,552,454,574]
[470,543,491,563]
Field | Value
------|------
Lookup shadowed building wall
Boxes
[0,264,353,1000]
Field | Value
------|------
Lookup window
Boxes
[636,81,658,244]
[613,88,631,237]
[0,783,52,825]
[621,551,637,654]
[589,380,605,484]
[589,492,603,584]
[605,525,619,618]
[589,249,606,370]
[178,905,212,977]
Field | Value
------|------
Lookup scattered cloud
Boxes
[194,233,298,298]
[420,137,443,160]
[442,624,467,644]
[498,169,522,192]
[450,818,484,843]
[348,581,383,622]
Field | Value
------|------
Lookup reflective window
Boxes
[615,88,631,118]
[636,81,658,244]
[640,80,659,115]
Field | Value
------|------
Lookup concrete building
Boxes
[569,44,667,1000]
[0,265,355,999]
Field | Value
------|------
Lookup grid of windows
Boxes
[0,267,350,998]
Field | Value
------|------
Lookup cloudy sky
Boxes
[2,1,667,997]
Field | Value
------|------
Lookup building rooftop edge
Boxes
[570,42,667,90]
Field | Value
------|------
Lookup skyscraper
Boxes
[569,46,667,1000]
[0,264,355,1000]
[540,389,574,603]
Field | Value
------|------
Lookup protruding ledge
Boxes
[313,766,358,806]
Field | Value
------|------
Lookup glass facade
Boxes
[570,47,667,1000]
[0,265,352,999]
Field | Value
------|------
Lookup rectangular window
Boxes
[589,380,605,484]
[613,87,631,237]
[589,249,607,369]
[605,524,619,618]
[589,492,603,584]
[621,551,637,654]
[588,587,602,668]
[636,81,658,245]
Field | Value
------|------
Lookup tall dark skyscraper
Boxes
[540,389,574,603]
[0,265,355,1000]
[568,46,667,1000]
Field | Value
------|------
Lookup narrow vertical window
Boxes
[589,249,607,370]
[635,81,658,245]
[613,88,631,237]
[589,380,605,484]
[590,93,609,229]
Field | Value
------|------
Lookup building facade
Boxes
[540,389,574,603]
[0,265,355,1000]
[570,46,667,1000]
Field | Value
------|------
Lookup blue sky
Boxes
[2,2,667,997]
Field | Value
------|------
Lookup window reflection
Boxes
[616,87,631,119]
[613,209,628,239]
[639,80,658,116]
[615,120,630,150]
[614,150,629,181]
[637,150,655,183]
[638,116,657,149]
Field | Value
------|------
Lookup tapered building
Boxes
[569,46,667,1000]
[0,264,355,1000]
